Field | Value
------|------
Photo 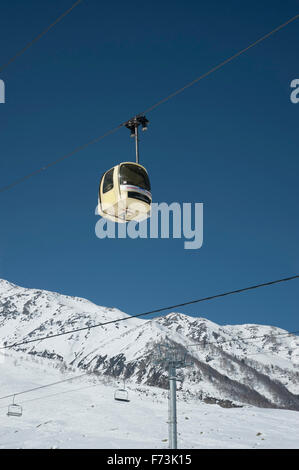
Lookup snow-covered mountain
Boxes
[0,279,299,411]
[1,352,299,449]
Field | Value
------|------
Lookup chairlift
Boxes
[98,116,152,223]
[7,396,22,417]
[114,381,130,402]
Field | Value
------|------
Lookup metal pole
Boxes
[169,364,178,449]
[168,385,172,448]
[155,344,192,450]
[135,124,139,164]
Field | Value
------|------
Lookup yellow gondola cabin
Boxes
[98,162,152,223]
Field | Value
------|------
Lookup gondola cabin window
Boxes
[120,164,151,191]
[103,168,114,193]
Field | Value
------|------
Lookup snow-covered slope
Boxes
[0,352,298,449]
[0,279,298,411]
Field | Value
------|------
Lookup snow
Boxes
[0,353,298,449]
[0,278,299,434]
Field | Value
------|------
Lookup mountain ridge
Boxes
[0,279,298,411]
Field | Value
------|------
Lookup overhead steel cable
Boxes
[1,12,299,193]
[185,332,299,363]
[232,347,299,360]
[0,381,103,409]
[0,372,89,401]
[186,329,299,349]
[0,0,84,74]
[0,274,298,351]
[0,326,298,404]
[0,124,124,194]
[139,12,299,115]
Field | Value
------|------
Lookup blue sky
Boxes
[0,0,298,331]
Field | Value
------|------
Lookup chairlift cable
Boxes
[0,372,89,401]
[1,13,299,193]
[187,329,299,348]
[0,275,298,351]
[0,327,298,404]
[0,0,84,73]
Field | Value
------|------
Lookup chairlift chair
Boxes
[114,380,130,402]
[7,396,22,417]
[114,388,130,402]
